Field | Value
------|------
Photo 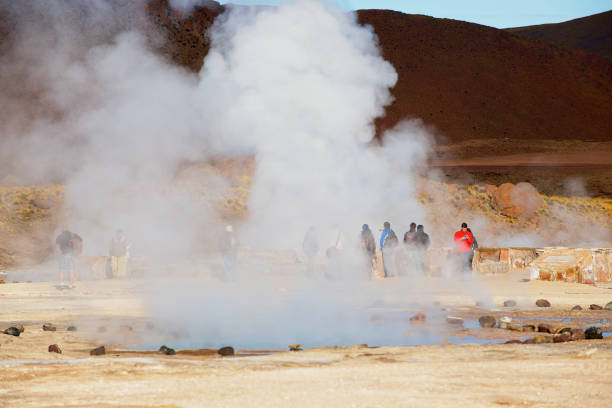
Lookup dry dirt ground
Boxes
[1,274,611,407]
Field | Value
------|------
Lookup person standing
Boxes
[219,225,239,281]
[302,226,319,279]
[380,221,398,277]
[453,222,474,272]
[413,225,430,275]
[55,226,82,287]
[402,222,418,276]
[360,224,375,260]
[109,230,130,278]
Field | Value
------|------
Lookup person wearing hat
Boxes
[454,222,474,271]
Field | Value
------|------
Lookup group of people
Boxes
[55,227,130,287]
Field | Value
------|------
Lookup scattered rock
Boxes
[13,324,25,333]
[48,344,62,354]
[288,344,302,352]
[522,325,536,332]
[409,312,426,323]
[507,324,523,332]
[537,323,552,333]
[3,327,20,336]
[589,304,603,310]
[158,345,176,355]
[498,316,512,329]
[522,338,536,344]
[67,326,77,331]
[535,299,551,307]
[504,339,522,344]
[98,326,107,333]
[570,328,585,341]
[534,335,553,344]
[492,182,543,218]
[478,315,496,328]
[42,324,56,331]
[553,332,572,343]
[571,305,582,311]
[554,327,572,335]
[218,346,235,356]
[31,195,54,210]
[485,184,497,195]
[446,316,464,325]
[584,327,603,340]
[503,300,517,307]
[604,301,612,311]
[90,346,105,356]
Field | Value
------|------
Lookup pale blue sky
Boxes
[220,0,612,28]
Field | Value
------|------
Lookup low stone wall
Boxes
[473,246,612,284]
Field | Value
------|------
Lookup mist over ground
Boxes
[0,0,610,348]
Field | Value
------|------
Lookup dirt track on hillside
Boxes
[1,274,611,407]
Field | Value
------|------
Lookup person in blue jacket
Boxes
[379,221,399,276]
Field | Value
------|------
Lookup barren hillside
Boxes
[506,10,612,60]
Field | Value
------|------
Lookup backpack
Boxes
[71,234,83,255]
[384,230,399,248]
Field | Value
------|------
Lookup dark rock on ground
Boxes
[42,323,56,331]
[90,346,106,356]
[584,327,603,340]
[553,332,572,343]
[410,312,426,323]
[534,335,553,344]
[537,323,552,333]
[3,327,20,336]
[536,299,551,307]
[589,304,603,310]
[604,301,612,311]
[503,300,517,307]
[14,324,24,333]
[522,325,536,332]
[570,328,585,341]
[48,344,62,353]
[522,338,536,344]
[571,305,583,311]
[446,316,464,325]
[478,315,496,328]
[554,327,572,334]
[288,344,303,351]
[505,339,522,344]
[218,346,235,356]
[158,345,176,355]
[67,326,77,331]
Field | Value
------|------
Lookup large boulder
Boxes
[491,182,543,218]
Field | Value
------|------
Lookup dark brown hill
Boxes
[356,10,612,143]
[506,10,612,60]
[1,2,610,146]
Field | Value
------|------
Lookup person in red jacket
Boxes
[453,222,474,271]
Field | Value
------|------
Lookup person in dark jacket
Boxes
[413,225,430,275]
[360,224,375,260]
[403,223,417,246]
[55,226,81,287]
[109,230,130,278]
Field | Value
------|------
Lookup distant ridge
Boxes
[506,10,612,60]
